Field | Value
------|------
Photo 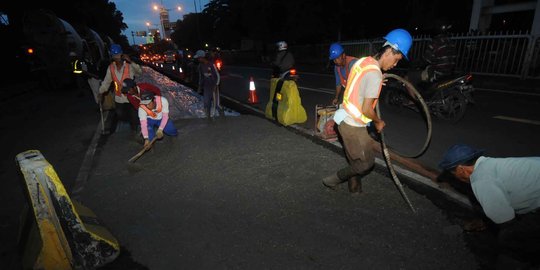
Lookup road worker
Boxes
[138,91,178,148]
[329,43,358,106]
[98,44,142,134]
[322,29,413,194]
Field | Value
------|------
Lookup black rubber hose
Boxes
[376,101,416,213]
[382,73,432,158]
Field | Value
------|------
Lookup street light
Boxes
[152,2,182,40]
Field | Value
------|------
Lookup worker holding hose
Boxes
[322,29,413,194]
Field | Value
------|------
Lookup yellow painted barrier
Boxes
[265,78,307,126]
[16,150,120,269]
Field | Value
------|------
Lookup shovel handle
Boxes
[128,137,158,163]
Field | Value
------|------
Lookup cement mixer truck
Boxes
[22,9,110,90]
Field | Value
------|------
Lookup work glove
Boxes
[156,129,164,139]
[143,139,150,149]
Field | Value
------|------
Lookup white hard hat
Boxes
[276,41,287,51]
[194,50,205,59]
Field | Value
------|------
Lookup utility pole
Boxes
[194,0,202,46]
[131,31,136,45]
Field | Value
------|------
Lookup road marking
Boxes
[493,115,540,125]
[299,72,334,77]
[248,78,333,94]
[298,86,334,94]
[228,73,244,78]
[476,88,540,97]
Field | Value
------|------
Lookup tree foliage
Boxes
[1,0,130,48]
[170,0,472,50]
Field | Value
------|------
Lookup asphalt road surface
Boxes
[1,65,534,269]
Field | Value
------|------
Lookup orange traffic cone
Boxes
[248,76,259,104]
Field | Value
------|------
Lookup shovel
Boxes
[128,137,158,163]
[126,137,158,173]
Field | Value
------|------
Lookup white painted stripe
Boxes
[228,73,244,78]
[299,71,334,77]
[493,115,540,125]
[474,88,540,97]
[228,66,538,97]
[298,86,334,94]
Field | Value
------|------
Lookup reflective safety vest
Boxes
[341,56,382,125]
[109,63,131,96]
[337,56,357,88]
[72,59,82,74]
[140,96,163,118]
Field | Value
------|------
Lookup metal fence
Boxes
[294,31,540,79]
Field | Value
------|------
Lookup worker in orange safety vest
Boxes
[98,44,142,134]
[328,43,358,106]
[322,29,413,194]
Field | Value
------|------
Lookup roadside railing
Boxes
[311,31,540,79]
[224,32,539,79]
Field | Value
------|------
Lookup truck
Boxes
[21,9,110,90]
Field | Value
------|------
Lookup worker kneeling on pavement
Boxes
[138,91,178,148]
[439,144,540,267]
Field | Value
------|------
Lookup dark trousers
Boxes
[203,85,217,111]
[112,102,139,132]
[497,210,540,262]
[335,122,377,180]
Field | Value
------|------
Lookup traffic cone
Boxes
[248,76,259,104]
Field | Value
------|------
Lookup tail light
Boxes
[290,68,297,75]
[465,74,473,82]
[215,60,222,70]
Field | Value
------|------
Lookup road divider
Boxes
[16,150,120,269]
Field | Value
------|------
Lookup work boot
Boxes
[218,107,226,119]
[348,176,362,194]
[322,173,343,190]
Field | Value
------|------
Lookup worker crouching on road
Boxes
[322,29,413,194]
[439,144,540,268]
[138,91,178,148]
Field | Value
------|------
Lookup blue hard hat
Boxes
[110,44,123,56]
[438,144,484,170]
[329,43,344,60]
[383,29,413,60]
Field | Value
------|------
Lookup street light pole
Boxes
[131,31,136,45]
[194,0,201,46]
[153,2,182,40]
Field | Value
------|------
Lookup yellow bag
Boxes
[101,82,116,111]
[265,78,307,126]
[101,91,115,111]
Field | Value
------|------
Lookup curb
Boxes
[71,111,108,199]
[219,96,474,212]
